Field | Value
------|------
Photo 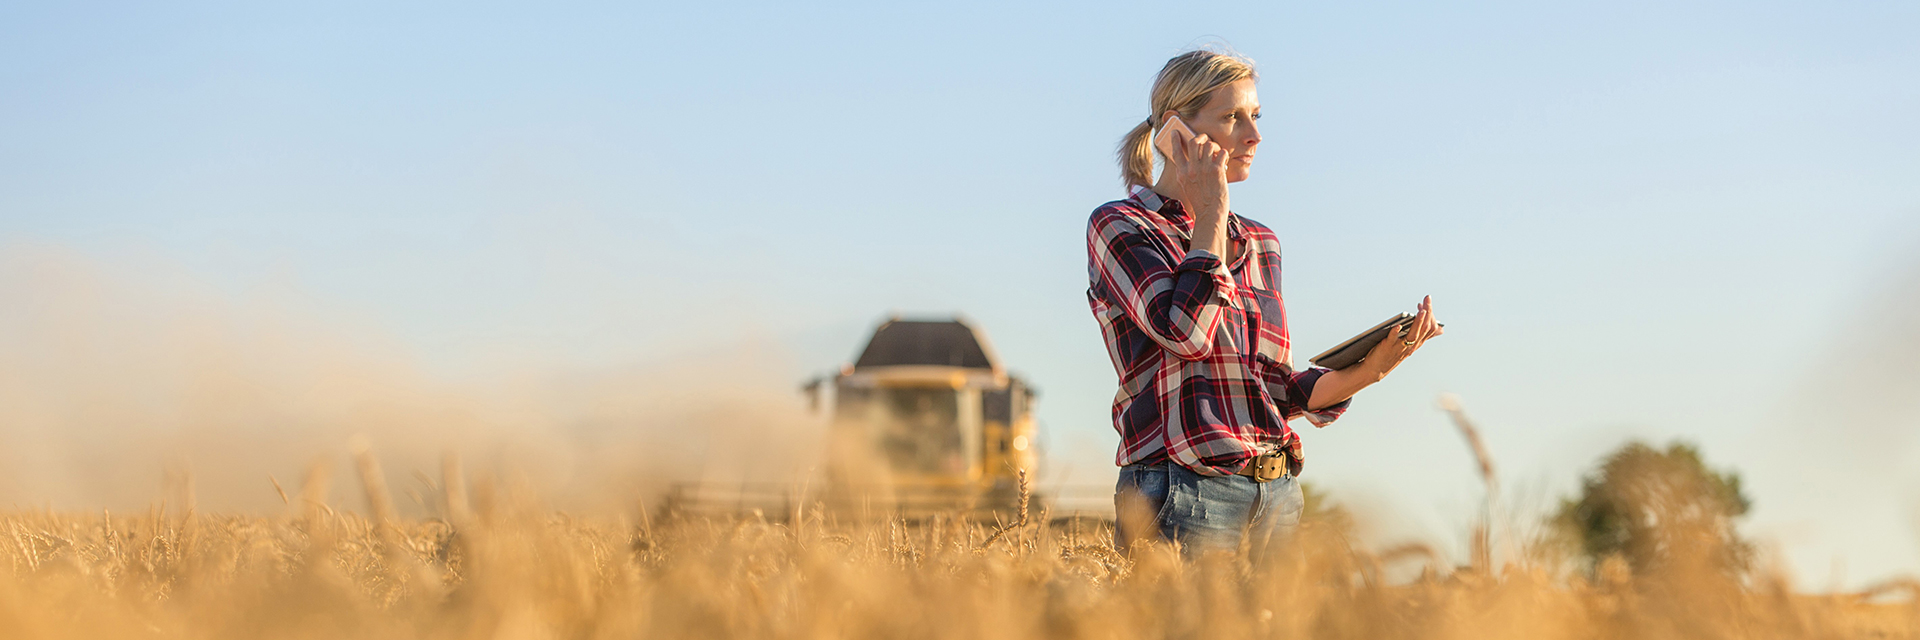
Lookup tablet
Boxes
[1308,313,1416,371]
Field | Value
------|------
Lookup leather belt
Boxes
[1235,451,1291,483]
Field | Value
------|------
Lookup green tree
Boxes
[1555,440,1752,574]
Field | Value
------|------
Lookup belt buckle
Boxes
[1246,452,1287,483]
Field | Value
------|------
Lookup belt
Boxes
[1235,451,1291,483]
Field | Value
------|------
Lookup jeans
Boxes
[1114,462,1305,558]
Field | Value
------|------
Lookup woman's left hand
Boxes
[1306,296,1442,410]
[1358,295,1442,379]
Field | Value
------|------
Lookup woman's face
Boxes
[1167,79,1262,183]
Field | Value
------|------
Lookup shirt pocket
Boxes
[1248,288,1290,366]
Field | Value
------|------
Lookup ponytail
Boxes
[1117,118,1156,190]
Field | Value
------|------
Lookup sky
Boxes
[3,1,1918,589]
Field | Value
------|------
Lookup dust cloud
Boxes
[1793,242,1920,480]
[1766,236,1920,586]
[0,244,826,515]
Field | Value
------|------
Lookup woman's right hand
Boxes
[1168,128,1230,220]
[1168,127,1231,256]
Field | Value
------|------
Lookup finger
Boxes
[1378,326,1412,357]
[1376,329,1410,367]
[1187,136,1211,163]
[1416,314,1437,344]
[1423,297,1441,339]
[1407,307,1431,343]
[1187,134,1211,169]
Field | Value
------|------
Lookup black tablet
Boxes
[1308,313,1417,370]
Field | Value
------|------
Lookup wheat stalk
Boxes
[978,468,1031,550]
[1439,393,1505,573]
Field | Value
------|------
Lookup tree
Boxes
[1554,440,1752,574]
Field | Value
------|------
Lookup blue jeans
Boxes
[1114,462,1305,558]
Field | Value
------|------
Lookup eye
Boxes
[1251,112,1262,121]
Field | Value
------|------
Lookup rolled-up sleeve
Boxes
[1267,365,1351,427]
[1087,214,1237,361]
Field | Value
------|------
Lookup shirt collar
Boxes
[1127,184,1245,240]
[1128,184,1167,214]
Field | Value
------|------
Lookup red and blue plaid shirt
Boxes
[1087,185,1351,477]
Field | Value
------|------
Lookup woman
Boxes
[1087,49,1441,555]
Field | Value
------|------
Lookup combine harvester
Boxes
[661,316,1108,521]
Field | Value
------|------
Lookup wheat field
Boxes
[0,454,1913,640]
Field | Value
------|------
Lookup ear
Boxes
[1160,110,1182,128]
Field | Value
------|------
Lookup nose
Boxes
[1245,119,1261,150]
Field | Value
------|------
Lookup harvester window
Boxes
[877,388,966,476]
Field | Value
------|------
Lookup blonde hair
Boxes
[1116,49,1258,189]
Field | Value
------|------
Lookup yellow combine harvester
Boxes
[662,316,1044,519]
[819,317,1038,510]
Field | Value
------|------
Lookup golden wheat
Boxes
[0,483,1911,640]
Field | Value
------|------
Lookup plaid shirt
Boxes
[1086,185,1351,477]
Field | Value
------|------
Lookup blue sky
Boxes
[4,1,1918,587]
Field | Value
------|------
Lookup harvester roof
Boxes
[853,318,999,371]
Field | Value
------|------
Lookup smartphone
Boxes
[1152,115,1195,159]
